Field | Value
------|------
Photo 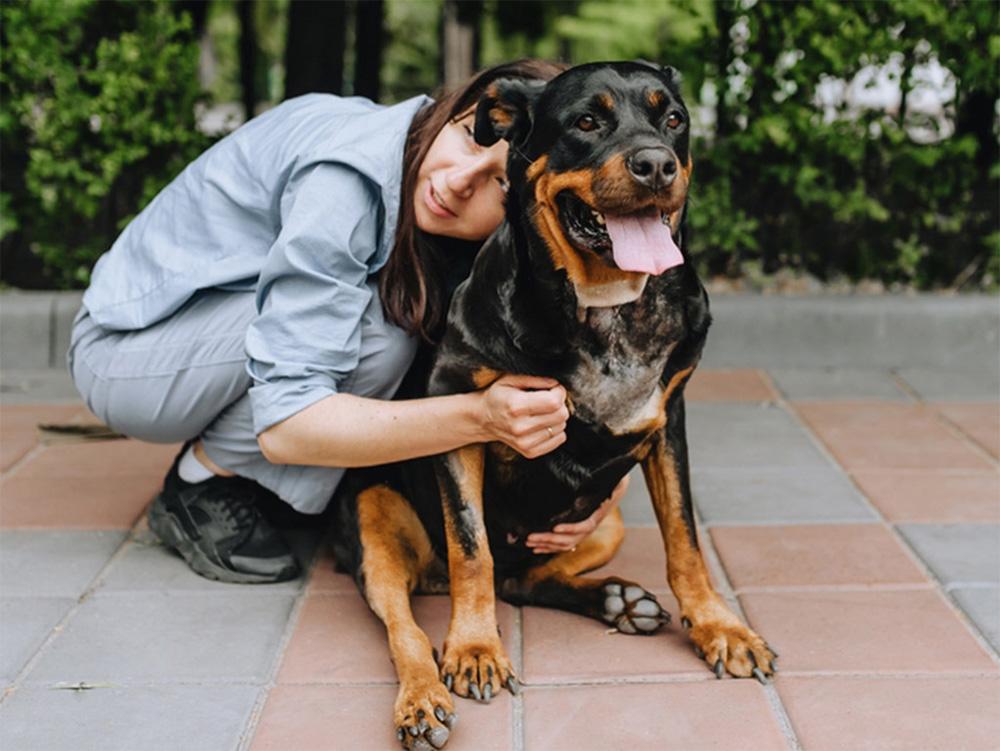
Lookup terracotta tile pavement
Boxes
[740,589,997,673]
[2,375,999,750]
[792,402,995,471]
[933,402,1000,459]
[522,682,786,750]
[710,524,928,590]
[849,469,1000,523]
[776,676,1000,751]
[685,368,779,402]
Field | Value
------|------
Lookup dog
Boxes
[332,61,776,750]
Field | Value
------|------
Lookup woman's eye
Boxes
[666,112,683,129]
[576,115,597,132]
[462,123,475,139]
[496,176,510,193]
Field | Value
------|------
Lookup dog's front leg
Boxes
[642,394,776,682]
[434,445,518,701]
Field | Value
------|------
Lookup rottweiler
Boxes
[332,61,776,750]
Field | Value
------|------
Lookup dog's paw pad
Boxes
[602,579,670,634]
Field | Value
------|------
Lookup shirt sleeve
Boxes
[245,161,384,435]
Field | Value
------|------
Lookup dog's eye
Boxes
[666,112,684,129]
[576,115,598,132]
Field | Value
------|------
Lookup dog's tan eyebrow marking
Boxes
[647,89,666,110]
[595,92,614,112]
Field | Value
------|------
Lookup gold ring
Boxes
[571,546,577,552]
[546,426,554,438]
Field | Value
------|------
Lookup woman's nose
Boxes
[445,154,495,197]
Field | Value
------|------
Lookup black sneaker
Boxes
[147,453,301,583]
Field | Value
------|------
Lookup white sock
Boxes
[178,444,215,483]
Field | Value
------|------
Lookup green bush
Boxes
[0,0,212,287]
[685,0,999,289]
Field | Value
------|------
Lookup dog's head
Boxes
[476,61,691,307]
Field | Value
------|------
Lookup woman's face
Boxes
[414,112,511,241]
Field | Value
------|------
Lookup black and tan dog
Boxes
[333,61,776,750]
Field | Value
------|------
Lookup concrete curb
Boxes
[1,290,998,372]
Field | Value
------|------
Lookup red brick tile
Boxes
[851,469,1000,523]
[934,402,1000,459]
[0,404,85,472]
[794,402,993,471]
[777,676,1000,751]
[524,682,786,750]
[590,526,670,593]
[252,684,512,751]
[711,524,928,590]
[0,473,160,528]
[14,440,179,480]
[739,590,995,673]
[686,369,778,402]
[521,601,711,683]
[277,594,518,685]
[306,546,359,594]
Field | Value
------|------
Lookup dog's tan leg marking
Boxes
[642,427,775,679]
[501,507,669,634]
[437,445,516,701]
[357,486,455,748]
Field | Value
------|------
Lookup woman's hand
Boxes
[526,474,630,555]
[480,374,569,459]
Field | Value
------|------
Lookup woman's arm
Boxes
[258,374,569,467]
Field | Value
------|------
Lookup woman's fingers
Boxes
[526,474,632,554]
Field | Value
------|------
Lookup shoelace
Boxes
[206,481,258,534]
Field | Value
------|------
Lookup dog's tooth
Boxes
[594,212,605,226]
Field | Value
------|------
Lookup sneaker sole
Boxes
[148,496,298,585]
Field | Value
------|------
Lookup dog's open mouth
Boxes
[556,191,684,275]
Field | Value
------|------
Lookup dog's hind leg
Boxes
[499,506,670,635]
[355,485,456,750]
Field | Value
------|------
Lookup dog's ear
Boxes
[474,78,545,147]
[633,60,683,86]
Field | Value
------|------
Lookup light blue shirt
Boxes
[82,93,432,434]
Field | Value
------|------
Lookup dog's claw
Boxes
[506,676,520,696]
[752,667,769,685]
[714,659,725,679]
[445,713,457,729]
[397,728,405,742]
[694,645,705,659]
[681,616,691,630]
[469,682,482,702]
[443,673,453,691]
[483,682,493,702]
[427,726,450,749]
[434,706,447,723]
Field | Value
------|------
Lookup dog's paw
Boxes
[682,614,776,683]
[439,637,518,703]
[394,679,456,750]
[602,579,670,634]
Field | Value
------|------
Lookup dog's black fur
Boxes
[331,62,774,750]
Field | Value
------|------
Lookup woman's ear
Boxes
[474,78,546,147]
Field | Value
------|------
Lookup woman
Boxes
[68,59,627,584]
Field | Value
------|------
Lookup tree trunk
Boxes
[284,0,347,99]
[238,0,257,119]
[440,0,482,90]
[354,0,384,101]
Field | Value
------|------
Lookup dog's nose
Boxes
[626,148,677,190]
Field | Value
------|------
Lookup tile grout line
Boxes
[0,511,149,706]
[512,604,525,751]
[235,536,324,751]
[778,392,1000,665]
[693,468,804,751]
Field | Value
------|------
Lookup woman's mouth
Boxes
[425,182,456,218]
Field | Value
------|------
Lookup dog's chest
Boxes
[566,307,675,435]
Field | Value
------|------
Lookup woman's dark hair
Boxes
[380,58,567,343]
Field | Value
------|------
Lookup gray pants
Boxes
[67,283,417,514]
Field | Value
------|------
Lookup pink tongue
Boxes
[604,210,684,275]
